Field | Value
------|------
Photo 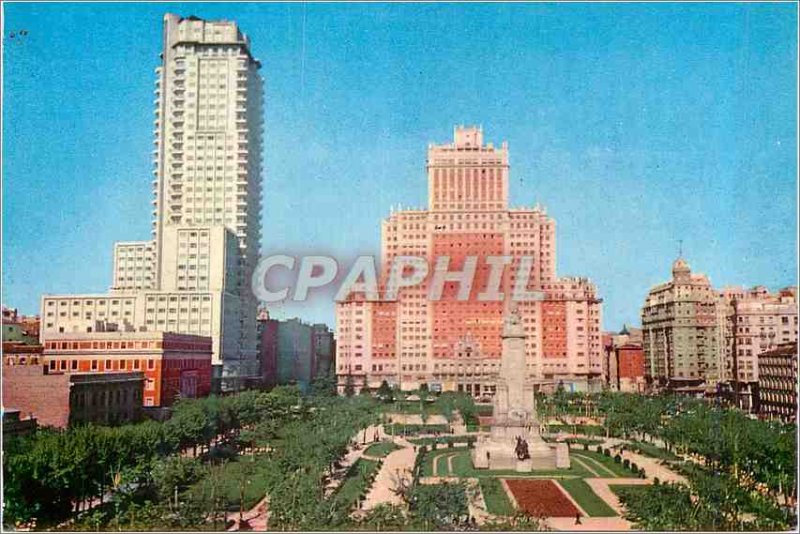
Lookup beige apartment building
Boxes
[336,127,603,396]
[641,257,726,391]
[718,285,797,410]
[641,258,797,406]
[40,14,263,389]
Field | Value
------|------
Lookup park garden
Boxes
[2,380,797,531]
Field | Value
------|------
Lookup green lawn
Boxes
[330,458,380,512]
[479,478,514,516]
[571,451,638,478]
[421,448,593,478]
[558,479,617,517]
[363,441,402,458]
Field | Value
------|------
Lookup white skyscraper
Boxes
[41,14,263,390]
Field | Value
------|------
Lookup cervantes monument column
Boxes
[471,307,570,471]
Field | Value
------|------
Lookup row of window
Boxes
[49,357,155,372]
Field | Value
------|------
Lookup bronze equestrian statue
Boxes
[514,436,530,460]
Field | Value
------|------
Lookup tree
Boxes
[343,374,356,397]
[376,380,394,403]
[408,482,469,530]
[356,504,408,531]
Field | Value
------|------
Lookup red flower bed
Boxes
[505,479,579,518]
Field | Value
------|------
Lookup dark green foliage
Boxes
[408,482,469,530]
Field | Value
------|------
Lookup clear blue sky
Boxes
[3,2,797,331]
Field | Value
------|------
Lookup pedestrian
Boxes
[575,513,582,525]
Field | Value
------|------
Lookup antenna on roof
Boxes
[678,239,684,258]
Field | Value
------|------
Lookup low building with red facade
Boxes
[602,326,645,392]
[617,344,645,393]
[3,360,144,428]
[41,331,212,408]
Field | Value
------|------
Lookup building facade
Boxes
[336,127,603,396]
[39,14,264,390]
[756,343,797,422]
[2,363,144,428]
[641,257,725,392]
[41,331,212,407]
[603,326,645,392]
[718,286,797,411]
[257,313,334,390]
[2,306,40,345]
[313,323,336,376]
[641,258,797,404]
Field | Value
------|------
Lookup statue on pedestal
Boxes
[471,306,570,471]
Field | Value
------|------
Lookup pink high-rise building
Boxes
[336,127,603,396]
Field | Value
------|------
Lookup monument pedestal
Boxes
[471,424,564,471]
[470,307,570,472]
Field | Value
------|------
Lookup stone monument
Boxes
[472,307,570,471]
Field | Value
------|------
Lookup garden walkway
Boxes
[584,478,649,515]
[600,438,686,484]
[362,432,416,511]
[226,495,269,531]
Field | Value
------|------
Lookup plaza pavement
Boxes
[362,432,417,511]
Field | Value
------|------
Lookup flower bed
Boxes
[505,479,580,518]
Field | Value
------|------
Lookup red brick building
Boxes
[42,331,212,407]
[617,344,646,393]
[3,363,144,428]
[602,326,645,392]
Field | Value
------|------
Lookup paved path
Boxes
[576,437,687,485]
[571,452,617,478]
[226,495,269,531]
[546,516,633,531]
[325,424,384,496]
[585,478,650,515]
[362,433,417,511]
[606,444,686,484]
[431,450,461,477]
